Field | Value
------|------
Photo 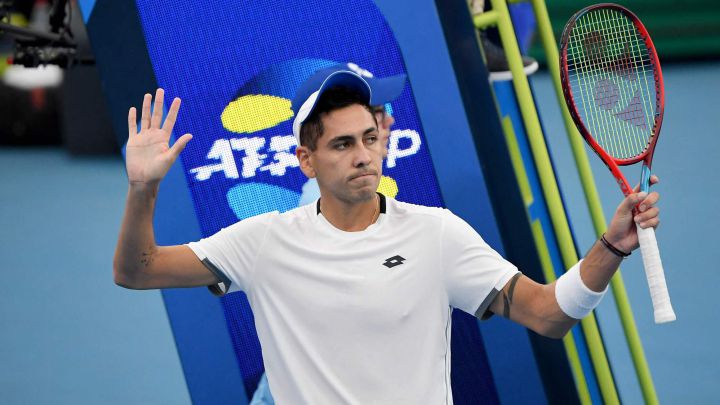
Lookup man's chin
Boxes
[357,188,378,201]
[346,185,378,203]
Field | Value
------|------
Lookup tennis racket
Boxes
[559,3,676,323]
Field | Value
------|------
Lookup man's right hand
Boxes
[126,88,193,186]
[116,89,218,291]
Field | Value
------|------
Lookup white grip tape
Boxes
[637,224,677,323]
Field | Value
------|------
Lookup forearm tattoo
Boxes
[140,247,156,267]
[502,273,523,318]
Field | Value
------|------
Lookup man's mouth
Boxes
[349,171,377,181]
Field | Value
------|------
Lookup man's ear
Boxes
[296,145,316,178]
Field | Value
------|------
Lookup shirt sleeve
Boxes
[441,210,519,317]
[186,211,276,296]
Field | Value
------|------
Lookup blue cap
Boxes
[291,63,407,144]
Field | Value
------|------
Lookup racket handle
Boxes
[636,224,676,323]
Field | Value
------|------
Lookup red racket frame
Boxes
[559,3,665,196]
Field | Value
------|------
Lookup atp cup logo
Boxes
[186,58,422,219]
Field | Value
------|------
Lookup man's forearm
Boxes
[536,239,623,338]
[579,239,624,292]
[113,182,161,287]
[541,238,623,338]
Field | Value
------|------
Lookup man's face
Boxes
[297,103,383,204]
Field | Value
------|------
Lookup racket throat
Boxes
[640,165,651,193]
[606,162,633,196]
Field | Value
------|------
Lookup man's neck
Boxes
[318,194,380,232]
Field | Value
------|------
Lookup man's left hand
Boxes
[604,175,661,253]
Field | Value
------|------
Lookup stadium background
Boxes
[1,0,718,403]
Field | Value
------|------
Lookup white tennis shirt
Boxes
[187,195,518,404]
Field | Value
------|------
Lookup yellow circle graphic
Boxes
[377,175,398,198]
[221,94,294,133]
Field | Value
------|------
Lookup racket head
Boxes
[560,4,665,175]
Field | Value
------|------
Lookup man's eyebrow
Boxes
[327,135,355,145]
[327,128,378,145]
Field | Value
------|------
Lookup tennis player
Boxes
[114,69,660,404]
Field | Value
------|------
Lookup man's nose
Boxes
[353,142,372,167]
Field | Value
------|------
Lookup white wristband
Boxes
[555,260,608,319]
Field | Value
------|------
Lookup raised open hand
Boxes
[126,88,192,185]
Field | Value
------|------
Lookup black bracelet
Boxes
[600,233,631,258]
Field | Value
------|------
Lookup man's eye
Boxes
[366,136,377,144]
[334,142,349,150]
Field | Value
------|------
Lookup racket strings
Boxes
[573,12,648,157]
[570,10,653,158]
[566,8,658,160]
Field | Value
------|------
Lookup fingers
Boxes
[141,93,152,130]
[382,114,395,130]
[128,107,137,138]
[632,174,660,192]
[151,88,165,129]
[618,191,647,215]
[162,97,181,133]
[635,190,660,227]
[169,133,193,159]
[635,206,660,229]
[637,190,659,212]
[137,89,178,134]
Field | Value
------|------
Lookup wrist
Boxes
[600,233,631,258]
[128,181,160,197]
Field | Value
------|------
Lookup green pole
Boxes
[481,0,621,403]
[530,0,659,403]
[502,117,591,405]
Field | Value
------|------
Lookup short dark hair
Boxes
[299,86,376,151]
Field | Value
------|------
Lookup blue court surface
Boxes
[532,60,720,404]
[1,61,718,403]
